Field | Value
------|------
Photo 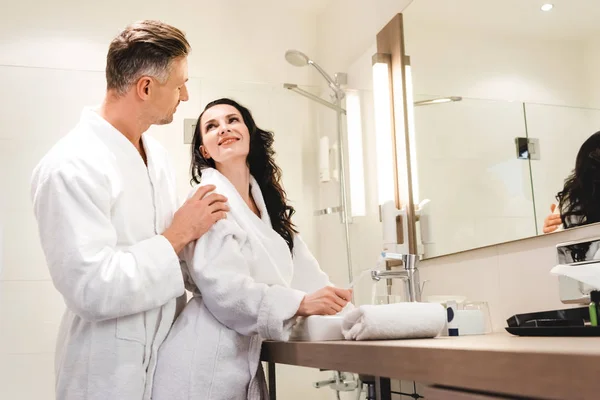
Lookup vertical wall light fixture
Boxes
[372,53,395,206]
[345,89,366,217]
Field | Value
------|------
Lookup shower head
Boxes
[284,48,344,99]
[285,50,310,67]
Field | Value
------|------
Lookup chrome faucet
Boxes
[371,252,421,302]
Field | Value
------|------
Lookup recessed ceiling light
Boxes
[541,4,554,11]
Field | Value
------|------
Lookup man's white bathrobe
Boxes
[152,168,331,400]
[30,108,186,400]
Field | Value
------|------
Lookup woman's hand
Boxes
[543,204,562,234]
[296,286,353,317]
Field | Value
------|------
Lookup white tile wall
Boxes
[1,210,50,281]
[0,353,55,400]
[0,281,64,355]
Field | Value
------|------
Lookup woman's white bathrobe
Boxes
[152,168,331,400]
[30,108,186,400]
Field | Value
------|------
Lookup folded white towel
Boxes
[341,302,446,341]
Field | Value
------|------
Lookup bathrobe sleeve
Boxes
[290,235,356,315]
[185,219,306,341]
[31,161,185,322]
[290,234,333,293]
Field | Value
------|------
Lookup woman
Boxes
[545,131,600,229]
[152,98,352,400]
[549,131,600,260]
[543,131,600,236]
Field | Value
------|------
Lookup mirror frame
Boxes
[374,13,419,255]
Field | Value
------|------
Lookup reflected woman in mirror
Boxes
[544,131,600,238]
[151,98,352,400]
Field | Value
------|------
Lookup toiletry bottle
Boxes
[590,291,600,327]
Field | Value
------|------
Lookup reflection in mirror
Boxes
[401,0,600,259]
[412,96,536,257]
[528,104,600,234]
[556,237,600,304]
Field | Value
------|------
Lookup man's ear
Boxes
[136,77,152,99]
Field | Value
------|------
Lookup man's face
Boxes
[149,56,189,125]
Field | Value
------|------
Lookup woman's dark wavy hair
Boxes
[556,131,600,260]
[190,98,298,253]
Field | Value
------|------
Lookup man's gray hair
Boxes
[106,20,190,95]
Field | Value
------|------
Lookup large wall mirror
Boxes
[400,0,600,259]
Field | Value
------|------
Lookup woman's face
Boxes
[199,104,250,165]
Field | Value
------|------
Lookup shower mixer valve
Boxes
[313,371,358,392]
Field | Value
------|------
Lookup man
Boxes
[30,20,228,400]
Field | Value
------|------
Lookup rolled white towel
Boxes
[341,302,446,341]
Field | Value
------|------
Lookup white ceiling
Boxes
[293,0,334,13]
[404,0,600,41]
[255,0,334,14]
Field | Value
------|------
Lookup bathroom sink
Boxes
[289,315,345,341]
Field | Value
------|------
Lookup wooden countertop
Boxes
[261,333,600,400]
